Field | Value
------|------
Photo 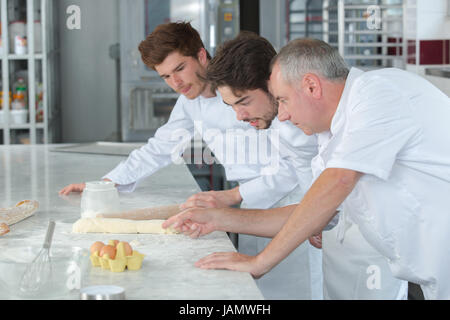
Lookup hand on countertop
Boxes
[58,178,112,195]
[195,252,265,279]
[58,182,86,195]
[179,187,242,210]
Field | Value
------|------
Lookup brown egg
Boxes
[90,241,105,254]
[120,241,133,256]
[100,245,117,259]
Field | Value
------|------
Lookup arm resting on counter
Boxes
[193,168,362,277]
[253,168,362,277]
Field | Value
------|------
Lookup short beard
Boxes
[264,92,279,124]
[249,92,278,130]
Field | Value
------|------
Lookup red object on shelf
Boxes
[407,39,450,65]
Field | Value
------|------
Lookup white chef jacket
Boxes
[268,119,323,300]
[312,128,407,300]
[241,118,319,208]
[104,91,299,209]
[314,67,450,299]
[270,118,318,198]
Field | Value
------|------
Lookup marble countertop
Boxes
[0,144,263,300]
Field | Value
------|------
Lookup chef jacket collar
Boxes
[329,67,364,136]
[198,89,220,102]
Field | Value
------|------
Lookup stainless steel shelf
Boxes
[288,0,406,69]
[289,21,323,24]
[289,31,327,35]
[327,30,403,35]
[327,5,403,10]
[289,9,324,13]
[3,54,44,60]
[1,0,57,145]
[344,42,403,47]
[0,123,45,130]
[345,54,404,60]
[328,17,403,23]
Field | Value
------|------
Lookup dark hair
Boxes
[139,21,211,70]
[206,31,276,95]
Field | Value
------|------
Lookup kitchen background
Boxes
[0,0,449,192]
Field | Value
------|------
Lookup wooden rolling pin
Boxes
[96,204,182,220]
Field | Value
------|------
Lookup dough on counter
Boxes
[72,218,178,234]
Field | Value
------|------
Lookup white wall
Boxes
[416,0,450,40]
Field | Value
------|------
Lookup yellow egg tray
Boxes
[90,241,145,273]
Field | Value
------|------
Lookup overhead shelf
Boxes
[344,54,404,60]
[329,42,403,47]
[326,4,403,10]
[287,0,406,69]
[0,123,46,130]
[5,54,44,60]
[327,30,403,35]
[0,0,58,145]
[328,17,403,23]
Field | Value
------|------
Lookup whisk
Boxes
[19,220,56,294]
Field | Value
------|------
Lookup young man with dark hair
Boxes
[138,22,212,100]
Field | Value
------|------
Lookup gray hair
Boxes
[272,38,349,84]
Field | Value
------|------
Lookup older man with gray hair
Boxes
[273,38,409,300]
[164,38,450,299]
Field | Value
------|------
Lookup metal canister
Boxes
[80,285,125,300]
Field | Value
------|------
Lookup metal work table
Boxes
[425,67,450,78]
[0,144,263,300]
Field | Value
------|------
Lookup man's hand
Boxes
[195,252,266,279]
[59,183,86,195]
[59,178,112,195]
[162,207,221,238]
[180,187,242,210]
[308,232,322,249]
